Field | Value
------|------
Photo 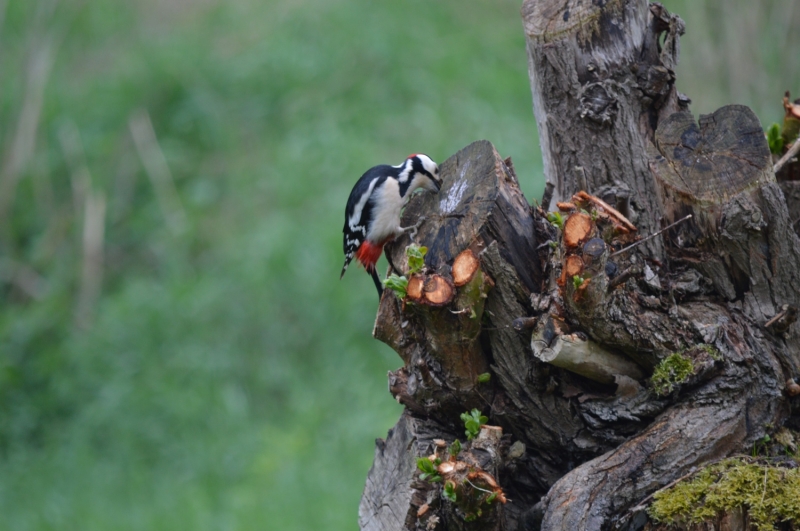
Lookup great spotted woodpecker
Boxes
[341,154,441,297]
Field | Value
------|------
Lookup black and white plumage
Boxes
[341,154,441,297]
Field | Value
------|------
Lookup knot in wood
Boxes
[579,82,617,126]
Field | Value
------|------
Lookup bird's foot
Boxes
[400,216,426,241]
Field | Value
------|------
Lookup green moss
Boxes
[649,458,800,531]
[651,353,695,396]
[697,343,722,361]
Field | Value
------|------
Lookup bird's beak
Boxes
[432,178,442,191]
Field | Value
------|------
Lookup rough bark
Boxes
[359,2,800,531]
[522,0,687,259]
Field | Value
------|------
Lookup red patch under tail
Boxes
[355,240,385,273]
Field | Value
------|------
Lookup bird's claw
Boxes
[405,216,426,240]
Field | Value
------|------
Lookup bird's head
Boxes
[406,153,441,193]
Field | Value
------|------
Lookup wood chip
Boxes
[563,212,593,248]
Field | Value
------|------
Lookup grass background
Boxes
[0,0,797,529]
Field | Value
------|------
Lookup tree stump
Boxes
[358,2,800,531]
[522,0,687,259]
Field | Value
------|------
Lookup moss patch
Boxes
[649,458,800,531]
[651,352,694,396]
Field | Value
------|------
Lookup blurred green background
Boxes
[0,0,797,529]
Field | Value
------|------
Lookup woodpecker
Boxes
[341,154,441,297]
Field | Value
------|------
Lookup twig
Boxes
[575,191,637,232]
[129,109,188,235]
[58,121,91,219]
[607,265,640,291]
[541,181,555,211]
[0,31,55,228]
[764,310,786,329]
[464,478,494,495]
[575,166,587,192]
[774,137,800,175]
[75,190,106,329]
[609,215,692,258]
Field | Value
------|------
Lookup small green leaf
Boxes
[406,244,428,274]
[443,481,457,502]
[477,372,491,383]
[461,409,488,440]
[448,439,462,457]
[767,123,785,155]
[383,274,408,298]
[486,492,497,504]
[572,275,584,290]
[416,457,436,475]
[546,211,564,229]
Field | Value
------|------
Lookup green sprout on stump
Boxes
[767,123,784,155]
[461,409,488,440]
[383,274,409,298]
[406,244,428,274]
[416,456,442,483]
[381,244,428,298]
[443,480,458,502]
[546,211,564,230]
[651,352,694,396]
[448,439,462,458]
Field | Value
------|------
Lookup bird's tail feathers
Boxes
[340,254,353,279]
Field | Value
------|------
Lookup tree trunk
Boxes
[359,1,800,530]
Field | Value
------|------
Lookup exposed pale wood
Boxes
[421,275,454,306]
[406,274,424,301]
[563,254,584,278]
[452,249,480,287]
[531,327,644,385]
[563,212,592,248]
